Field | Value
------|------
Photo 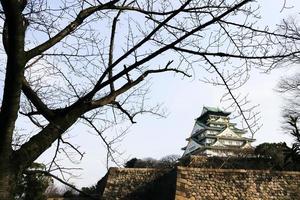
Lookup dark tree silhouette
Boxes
[254,142,290,169]
[0,0,300,199]
[277,73,300,161]
[14,163,52,200]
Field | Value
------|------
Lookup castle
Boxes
[182,106,255,157]
[98,106,300,200]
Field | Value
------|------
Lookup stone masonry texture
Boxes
[101,168,176,200]
[100,156,300,200]
[175,167,300,200]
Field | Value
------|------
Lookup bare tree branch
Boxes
[26,0,120,60]
[203,55,257,137]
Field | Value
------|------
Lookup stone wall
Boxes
[101,168,176,200]
[100,156,300,199]
[175,167,300,200]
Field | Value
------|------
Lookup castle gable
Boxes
[191,122,205,136]
[217,127,242,138]
[182,139,201,156]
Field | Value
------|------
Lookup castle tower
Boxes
[182,106,255,157]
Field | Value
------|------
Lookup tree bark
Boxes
[0,1,28,199]
[0,160,16,200]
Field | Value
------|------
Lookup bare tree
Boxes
[276,16,300,164]
[278,73,300,114]
[0,0,299,199]
[277,73,300,158]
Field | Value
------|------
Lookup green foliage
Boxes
[14,163,52,200]
[124,158,138,168]
[254,142,289,169]
[79,176,109,198]
[63,190,76,198]
[255,142,287,158]
[81,185,97,195]
[285,116,300,160]
[124,155,180,168]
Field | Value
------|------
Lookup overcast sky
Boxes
[35,0,300,188]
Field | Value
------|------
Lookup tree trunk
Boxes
[0,2,28,199]
[0,161,16,200]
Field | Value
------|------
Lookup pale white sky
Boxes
[35,0,300,188]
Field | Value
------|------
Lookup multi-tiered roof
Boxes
[182,106,255,157]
